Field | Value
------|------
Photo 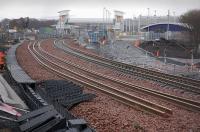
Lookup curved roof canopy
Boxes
[141,23,188,32]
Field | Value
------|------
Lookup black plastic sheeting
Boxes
[36,80,96,110]
[4,43,96,132]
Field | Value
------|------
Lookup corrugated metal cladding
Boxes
[6,43,35,84]
[142,23,188,32]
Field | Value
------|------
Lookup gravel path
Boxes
[16,39,200,132]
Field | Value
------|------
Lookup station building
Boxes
[56,10,71,35]
[56,9,186,42]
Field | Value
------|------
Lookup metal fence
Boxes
[141,31,189,41]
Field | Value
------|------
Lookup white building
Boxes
[113,10,124,31]
[56,10,71,35]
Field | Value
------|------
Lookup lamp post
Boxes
[6,23,10,42]
[154,10,157,24]
[103,7,106,37]
[128,18,131,34]
[107,9,111,40]
[164,48,167,64]
[191,49,194,71]
[105,9,107,38]
[147,8,150,41]
[167,10,170,40]
[138,14,141,39]
[132,16,134,35]
[173,11,176,23]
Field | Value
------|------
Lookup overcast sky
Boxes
[0,0,200,20]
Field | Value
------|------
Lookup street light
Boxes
[167,10,170,40]
[106,9,109,36]
[107,10,111,40]
[106,9,109,40]
[173,11,176,23]
[164,48,167,64]
[191,49,194,71]
[103,7,106,37]
[147,8,150,41]
[154,10,157,24]
[138,14,141,39]
[133,16,137,35]
[6,23,10,42]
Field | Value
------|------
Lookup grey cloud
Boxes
[0,0,199,19]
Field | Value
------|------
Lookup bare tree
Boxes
[180,9,200,53]
[3,17,56,31]
[0,19,10,31]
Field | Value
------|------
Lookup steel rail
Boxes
[28,41,172,117]
[57,40,200,94]
[38,40,200,112]
[63,39,200,87]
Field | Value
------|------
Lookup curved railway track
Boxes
[55,39,200,94]
[26,40,200,118]
[28,40,174,117]
[39,40,200,112]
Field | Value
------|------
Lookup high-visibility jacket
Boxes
[156,50,160,57]
[0,52,5,65]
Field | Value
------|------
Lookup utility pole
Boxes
[126,19,128,33]
[107,9,111,40]
[132,15,135,35]
[154,10,157,24]
[173,11,176,39]
[191,49,194,71]
[105,8,107,30]
[164,48,167,64]
[138,14,141,39]
[103,7,106,37]
[78,27,80,44]
[167,10,170,40]
[6,23,10,42]
[105,9,107,38]
[173,11,176,23]
[147,8,150,41]
[128,19,130,34]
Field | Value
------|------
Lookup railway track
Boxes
[28,40,174,117]
[55,39,200,94]
[38,40,200,113]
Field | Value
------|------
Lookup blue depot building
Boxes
[141,23,188,32]
[141,23,189,40]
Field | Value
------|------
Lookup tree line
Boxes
[0,17,57,32]
[180,9,200,53]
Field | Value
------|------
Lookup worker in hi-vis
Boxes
[0,51,5,70]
